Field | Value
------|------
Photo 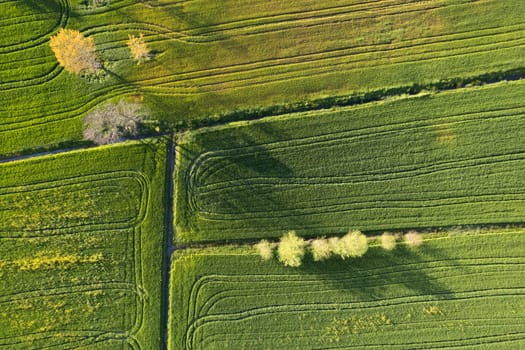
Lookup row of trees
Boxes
[255,230,423,267]
[49,29,151,77]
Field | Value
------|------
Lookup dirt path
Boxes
[0,146,89,163]
[162,135,176,349]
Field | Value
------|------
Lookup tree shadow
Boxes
[16,0,61,13]
[299,243,455,300]
[176,121,329,243]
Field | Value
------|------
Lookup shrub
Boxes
[310,238,331,261]
[83,100,147,145]
[49,29,102,75]
[83,0,108,8]
[328,236,342,255]
[277,231,306,267]
[254,240,274,261]
[127,33,151,64]
[404,231,423,247]
[336,230,368,259]
[380,233,397,251]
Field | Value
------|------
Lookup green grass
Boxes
[3,0,525,156]
[0,138,169,349]
[168,229,525,350]
[175,80,525,243]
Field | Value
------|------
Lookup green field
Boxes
[0,138,169,349]
[174,80,525,243]
[3,1,525,348]
[3,0,525,156]
[169,229,525,349]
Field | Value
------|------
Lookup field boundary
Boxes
[177,66,525,130]
[162,135,177,350]
[2,67,525,161]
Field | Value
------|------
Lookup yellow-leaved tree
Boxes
[277,231,306,267]
[127,33,151,64]
[49,28,102,75]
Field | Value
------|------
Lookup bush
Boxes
[83,0,108,8]
[336,230,368,259]
[310,238,331,261]
[404,231,423,247]
[254,240,274,261]
[277,231,306,267]
[328,236,342,255]
[127,33,151,64]
[83,100,147,145]
[380,233,397,251]
[49,29,102,75]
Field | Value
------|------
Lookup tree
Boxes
[254,240,274,261]
[310,238,332,261]
[404,231,423,247]
[49,29,102,75]
[335,230,368,259]
[328,236,341,255]
[127,33,151,64]
[380,232,397,251]
[277,231,306,267]
[83,100,146,145]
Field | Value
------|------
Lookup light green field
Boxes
[3,0,525,156]
[0,138,169,349]
[174,80,525,243]
[169,229,525,350]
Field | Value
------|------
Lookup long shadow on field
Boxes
[177,122,326,241]
[299,243,454,302]
[18,0,61,13]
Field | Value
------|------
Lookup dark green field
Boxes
[0,139,168,349]
[174,80,525,242]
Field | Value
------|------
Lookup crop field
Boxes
[0,139,169,349]
[2,0,525,156]
[169,229,525,349]
[3,0,525,349]
[174,80,525,243]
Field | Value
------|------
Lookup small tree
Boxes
[277,231,306,267]
[404,231,423,247]
[328,236,341,255]
[127,33,151,64]
[310,238,332,261]
[254,240,274,261]
[49,29,102,75]
[336,230,368,259]
[83,100,146,145]
[380,232,397,251]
